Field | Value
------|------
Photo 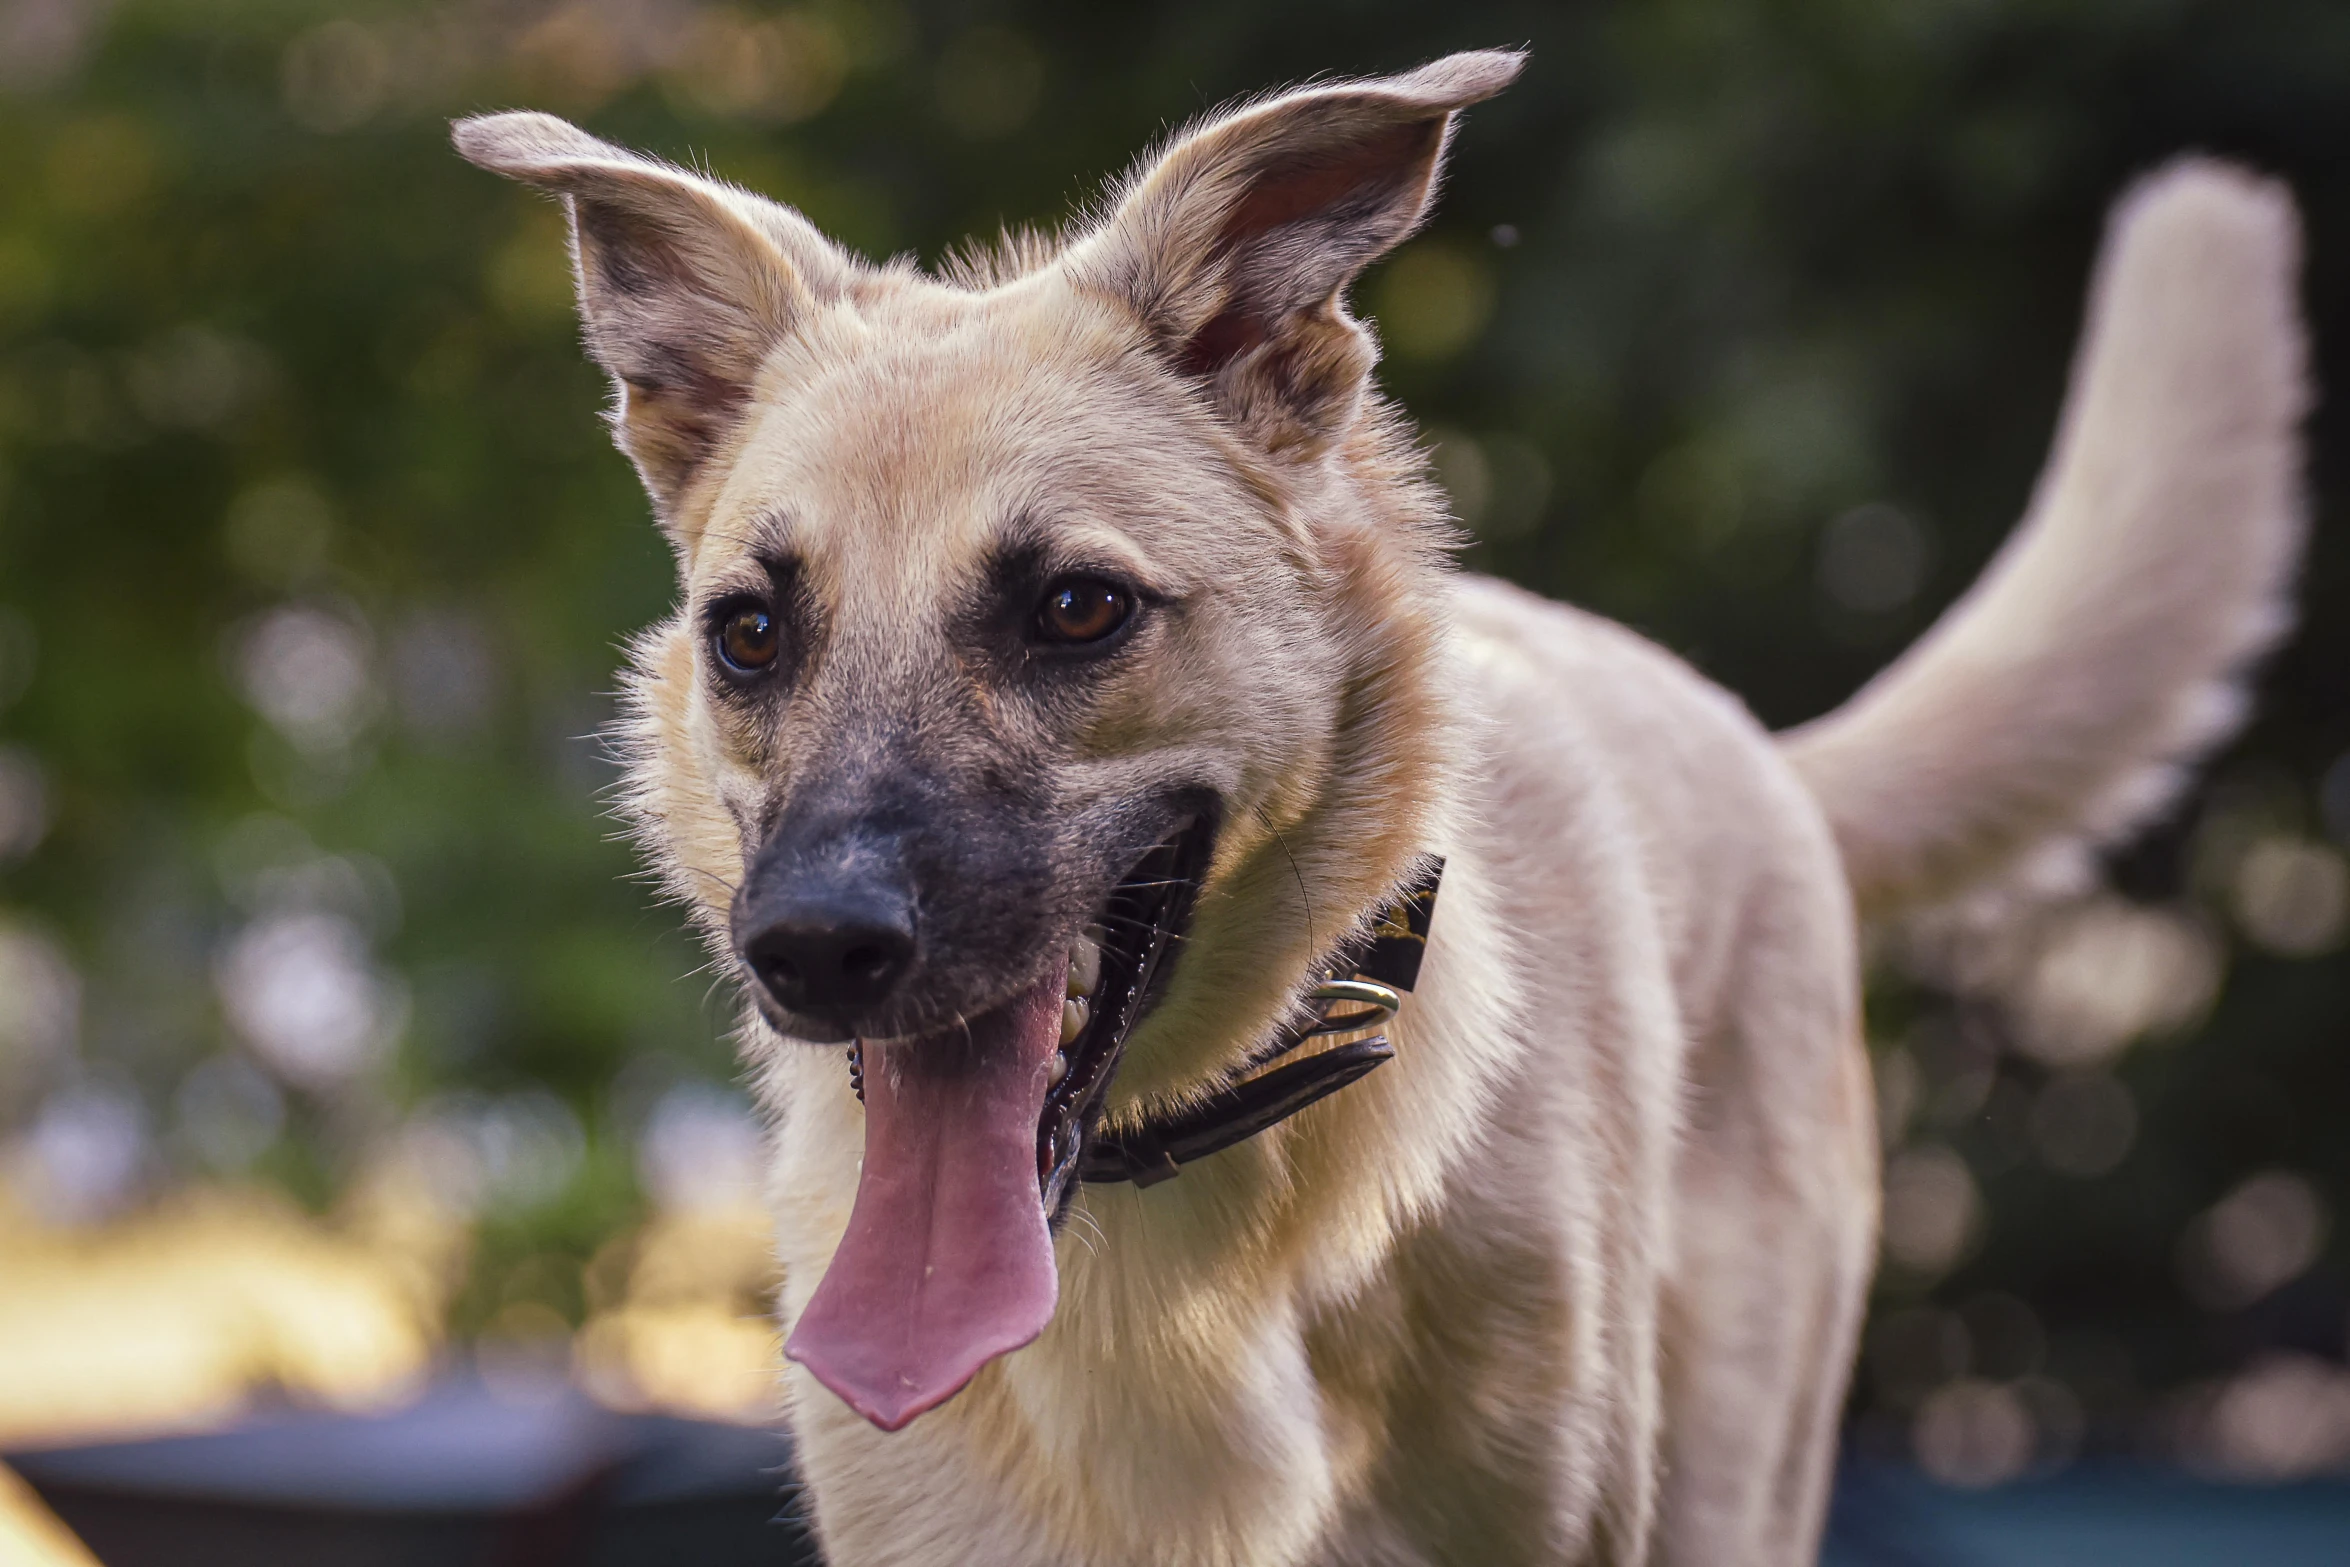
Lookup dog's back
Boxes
[1420,579,1872,1559]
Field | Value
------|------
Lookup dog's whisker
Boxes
[684,953,735,983]
[1091,914,1190,945]
[682,865,742,897]
[1264,817,1316,962]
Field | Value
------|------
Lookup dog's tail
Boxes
[1781,160,2307,922]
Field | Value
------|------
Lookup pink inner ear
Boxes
[1220,118,1444,244]
[1175,116,1446,380]
[1178,309,1269,377]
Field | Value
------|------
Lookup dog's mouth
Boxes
[784,812,1215,1432]
[1035,812,1215,1218]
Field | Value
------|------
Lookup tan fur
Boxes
[456,54,2305,1567]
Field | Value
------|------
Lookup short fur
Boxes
[455,51,2305,1566]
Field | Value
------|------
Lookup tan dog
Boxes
[456,49,2305,1566]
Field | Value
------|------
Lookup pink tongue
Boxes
[785,964,1066,1431]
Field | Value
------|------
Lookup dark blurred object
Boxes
[1823,1456,2350,1567]
[19,1396,2350,1567]
[4,1381,812,1567]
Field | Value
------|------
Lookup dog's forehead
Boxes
[695,286,1221,599]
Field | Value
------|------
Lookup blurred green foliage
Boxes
[1,0,2346,1455]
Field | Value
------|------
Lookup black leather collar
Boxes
[1077,858,1444,1187]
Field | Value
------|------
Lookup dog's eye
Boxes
[1034,579,1133,646]
[715,603,780,674]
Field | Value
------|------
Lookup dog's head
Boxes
[456,49,1518,1430]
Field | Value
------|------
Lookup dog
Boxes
[455,48,2305,1566]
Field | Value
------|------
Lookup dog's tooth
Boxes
[1048,1052,1069,1087]
[1067,931,1102,1000]
[1061,995,1089,1047]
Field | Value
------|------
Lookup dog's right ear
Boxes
[453,112,854,522]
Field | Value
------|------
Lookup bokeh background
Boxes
[0,0,2346,1504]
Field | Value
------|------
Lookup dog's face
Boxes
[664,288,1316,1048]
[457,49,1518,1430]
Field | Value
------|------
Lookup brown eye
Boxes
[715,603,779,673]
[1034,579,1134,646]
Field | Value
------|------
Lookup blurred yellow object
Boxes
[575,1300,782,1424]
[0,1182,460,1449]
[574,1203,783,1424]
[0,1463,99,1567]
[617,1204,779,1310]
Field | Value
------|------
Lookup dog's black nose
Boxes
[740,895,916,1014]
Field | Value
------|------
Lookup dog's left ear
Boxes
[1073,50,1522,455]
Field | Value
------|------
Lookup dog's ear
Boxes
[1073,50,1522,454]
[453,112,854,518]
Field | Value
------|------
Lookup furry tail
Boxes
[1782,159,2308,921]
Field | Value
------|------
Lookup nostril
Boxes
[740,910,914,1016]
[840,944,892,982]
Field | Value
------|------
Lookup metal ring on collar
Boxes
[1301,977,1402,1037]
